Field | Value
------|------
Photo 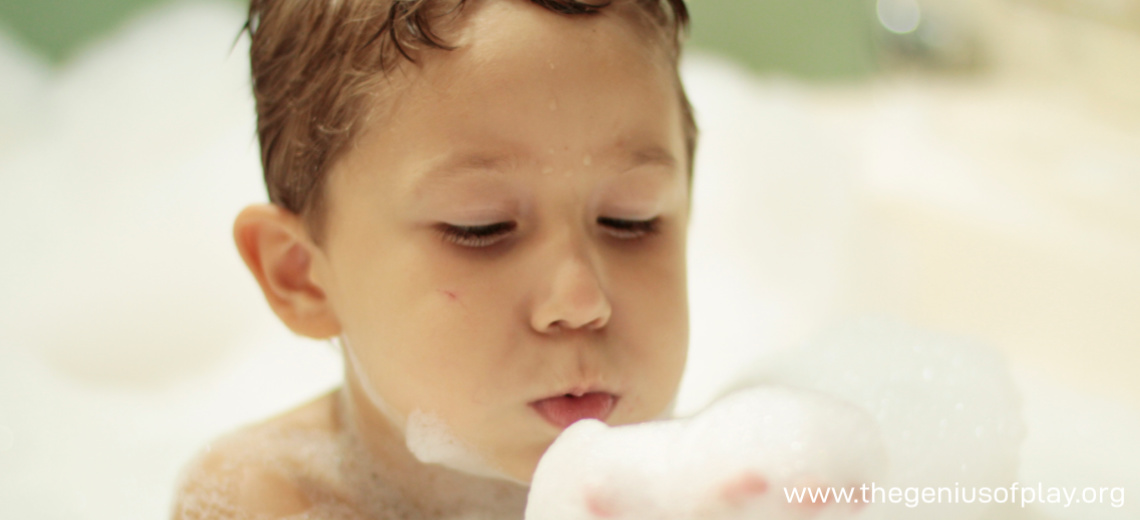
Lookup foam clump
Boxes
[527,386,886,520]
[526,320,1024,520]
[405,409,507,481]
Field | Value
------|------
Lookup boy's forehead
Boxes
[335,0,688,199]
[361,1,680,152]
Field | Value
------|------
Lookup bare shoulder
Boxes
[171,390,357,520]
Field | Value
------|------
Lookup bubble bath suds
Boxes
[339,336,515,482]
[405,409,514,482]
[173,399,527,520]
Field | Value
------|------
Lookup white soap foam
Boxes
[526,319,1026,520]
[339,336,517,483]
[527,387,887,520]
[405,409,514,482]
[339,404,529,519]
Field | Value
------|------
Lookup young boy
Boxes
[174,0,697,518]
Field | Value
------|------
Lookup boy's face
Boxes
[312,1,689,482]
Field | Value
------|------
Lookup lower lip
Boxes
[530,392,617,429]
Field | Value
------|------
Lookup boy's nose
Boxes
[530,251,612,335]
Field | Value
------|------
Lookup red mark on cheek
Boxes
[440,289,459,302]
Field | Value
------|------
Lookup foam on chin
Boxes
[404,409,521,482]
[338,336,519,483]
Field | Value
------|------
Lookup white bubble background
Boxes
[0,2,1138,519]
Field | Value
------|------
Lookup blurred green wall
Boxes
[0,0,167,61]
[687,0,878,79]
[0,0,879,79]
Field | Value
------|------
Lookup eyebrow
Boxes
[625,146,677,171]
[408,145,678,196]
[407,153,518,198]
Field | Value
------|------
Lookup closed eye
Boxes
[598,217,660,239]
[438,222,516,248]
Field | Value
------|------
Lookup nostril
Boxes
[546,317,604,334]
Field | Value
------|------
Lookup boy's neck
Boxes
[334,378,529,518]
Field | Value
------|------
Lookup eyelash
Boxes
[438,222,517,248]
[597,217,661,240]
[438,217,660,248]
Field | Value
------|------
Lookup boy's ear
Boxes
[233,204,340,339]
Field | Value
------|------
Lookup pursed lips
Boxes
[529,391,618,429]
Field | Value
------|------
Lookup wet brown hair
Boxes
[245,0,696,240]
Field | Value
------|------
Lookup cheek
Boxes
[616,232,688,318]
[384,259,524,390]
[610,243,689,374]
[332,243,504,399]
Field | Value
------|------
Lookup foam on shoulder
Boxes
[172,422,369,520]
